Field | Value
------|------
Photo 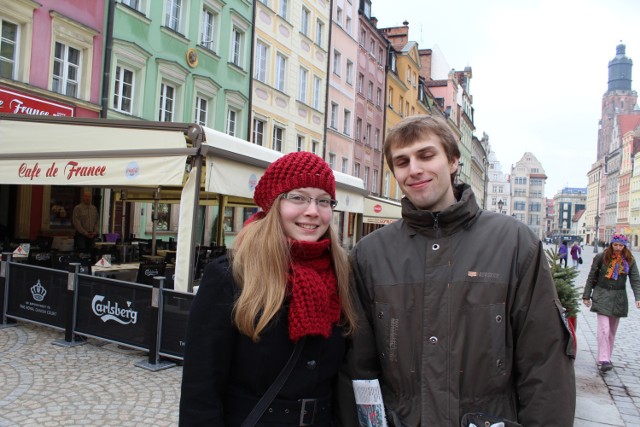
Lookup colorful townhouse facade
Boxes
[0,0,106,240]
[251,0,328,155]
[326,0,358,179]
[108,0,253,135]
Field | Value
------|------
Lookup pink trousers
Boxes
[597,314,620,363]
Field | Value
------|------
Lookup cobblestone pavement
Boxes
[4,245,640,426]
[0,324,182,427]
[569,243,640,427]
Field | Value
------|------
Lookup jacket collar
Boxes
[400,183,481,237]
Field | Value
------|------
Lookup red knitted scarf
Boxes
[287,238,341,342]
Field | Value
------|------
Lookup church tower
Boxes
[598,43,638,159]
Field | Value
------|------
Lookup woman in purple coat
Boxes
[558,241,569,268]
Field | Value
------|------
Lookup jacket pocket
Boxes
[373,301,416,395]
[460,412,523,427]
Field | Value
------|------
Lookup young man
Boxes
[340,115,576,426]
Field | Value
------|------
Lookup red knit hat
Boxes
[254,151,336,213]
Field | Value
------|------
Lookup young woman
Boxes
[582,233,640,372]
[179,151,358,426]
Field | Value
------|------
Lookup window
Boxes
[273,126,284,151]
[364,166,370,189]
[258,0,269,5]
[369,38,375,55]
[278,0,288,19]
[315,19,324,46]
[376,88,381,107]
[311,140,318,154]
[329,153,336,169]
[200,7,217,51]
[374,128,380,149]
[336,7,342,26]
[230,26,243,67]
[330,102,338,128]
[112,40,150,117]
[254,41,268,82]
[252,118,265,146]
[357,73,363,93]
[343,109,351,135]
[312,76,321,109]
[153,203,171,231]
[378,47,384,64]
[365,124,371,144]
[53,42,80,97]
[388,88,393,106]
[165,0,182,32]
[342,158,348,174]
[275,53,286,91]
[113,65,134,114]
[298,67,308,103]
[346,16,352,34]
[226,108,238,136]
[194,96,208,126]
[372,170,378,193]
[158,82,175,121]
[333,50,341,76]
[301,7,310,37]
[223,207,235,232]
[360,30,366,47]
[346,60,353,85]
[297,135,304,151]
[353,162,360,177]
[355,118,362,140]
[0,19,17,79]
[367,81,373,100]
[122,0,141,10]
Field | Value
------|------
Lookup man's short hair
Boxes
[384,115,461,182]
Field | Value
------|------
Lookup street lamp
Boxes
[594,214,600,253]
[497,199,504,214]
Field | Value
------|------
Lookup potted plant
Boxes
[545,248,581,339]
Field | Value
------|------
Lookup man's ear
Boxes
[449,158,459,174]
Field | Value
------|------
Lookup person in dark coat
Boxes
[582,233,640,372]
[179,151,358,426]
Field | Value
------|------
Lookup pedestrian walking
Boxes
[559,240,569,268]
[179,151,358,426]
[582,233,640,372]
[571,241,582,268]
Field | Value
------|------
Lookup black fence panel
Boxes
[7,264,68,328]
[160,290,194,358]
[75,275,152,350]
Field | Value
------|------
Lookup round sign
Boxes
[374,204,382,213]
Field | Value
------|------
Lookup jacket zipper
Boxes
[433,213,442,239]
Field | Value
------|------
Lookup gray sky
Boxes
[373,0,640,197]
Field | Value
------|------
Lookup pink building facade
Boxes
[354,1,387,196]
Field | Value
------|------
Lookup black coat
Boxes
[179,256,345,426]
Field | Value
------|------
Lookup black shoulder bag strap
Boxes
[240,337,306,427]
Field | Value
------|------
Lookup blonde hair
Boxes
[231,198,356,341]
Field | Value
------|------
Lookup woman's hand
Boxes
[583,298,591,308]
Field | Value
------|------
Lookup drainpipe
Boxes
[322,0,334,160]
[100,0,115,118]
[246,1,257,141]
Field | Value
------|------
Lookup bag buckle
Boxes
[299,398,317,426]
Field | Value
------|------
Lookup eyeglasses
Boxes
[281,193,338,209]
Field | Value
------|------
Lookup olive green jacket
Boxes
[339,185,576,427]
[582,252,640,317]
